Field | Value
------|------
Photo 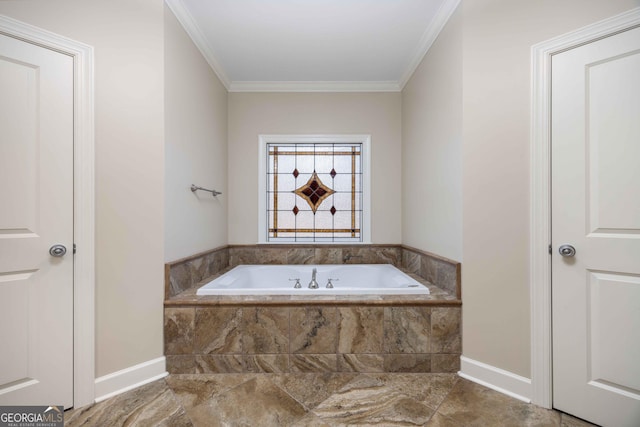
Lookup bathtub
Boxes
[196,264,430,296]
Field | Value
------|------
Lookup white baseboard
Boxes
[94,356,167,403]
[459,356,532,403]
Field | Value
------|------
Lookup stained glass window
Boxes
[266,142,363,242]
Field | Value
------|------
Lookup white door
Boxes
[0,32,74,408]
[552,26,640,427]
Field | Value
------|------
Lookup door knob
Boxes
[558,244,576,257]
[49,244,67,257]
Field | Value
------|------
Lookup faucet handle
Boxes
[289,278,301,289]
[326,278,339,288]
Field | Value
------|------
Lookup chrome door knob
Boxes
[558,244,576,257]
[49,244,67,257]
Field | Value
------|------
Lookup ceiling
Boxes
[165,0,460,92]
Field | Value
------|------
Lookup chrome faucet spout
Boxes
[308,267,319,289]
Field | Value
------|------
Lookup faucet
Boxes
[308,267,319,289]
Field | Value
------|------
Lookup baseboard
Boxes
[94,356,167,403]
[459,356,532,403]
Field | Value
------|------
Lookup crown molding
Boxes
[165,0,459,93]
[165,0,231,89]
[229,80,401,93]
[398,0,461,90]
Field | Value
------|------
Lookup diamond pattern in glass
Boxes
[293,172,335,213]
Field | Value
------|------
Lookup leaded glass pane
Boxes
[266,142,362,242]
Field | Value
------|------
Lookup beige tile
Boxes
[195,355,243,373]
[384,306,431,353]
[164,307,195,355]
[166,374,252,410]
[287,248,315,264]
[436,379,561,426]
[166,355,196,374]
[291,307,337,353]
[337,354,384,373]
[290,354,338,373]
[244,354,289,373]
[337,306,383,353]
[367,373,458,409]
[271,373,358,410]
[194,308,242,354]
[312,374,435,425]
[560,413,599,426]
[242,307,289,354]
[431,307,461,353]
[384,354,431,373]
[314,248,342,264]
[65,380,191,427]
[184,377,307,426]
[432,353,461,373]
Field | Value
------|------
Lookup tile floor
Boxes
[65,373,597,426]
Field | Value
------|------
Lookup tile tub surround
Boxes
[164,305,461,375]
[165,244,461,299]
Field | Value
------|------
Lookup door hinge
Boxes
[73,243,77,254]
[548,244,552,255]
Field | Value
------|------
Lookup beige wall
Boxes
[164,5,228,262]
[461,0,638,377]
[0,0,165,377]
[401,5,462,262]
[228,92,402,244]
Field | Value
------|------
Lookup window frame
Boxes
[258,134,371,244]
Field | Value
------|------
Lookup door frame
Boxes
[0,15,95,408]
[529,7,640,409]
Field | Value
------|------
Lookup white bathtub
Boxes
[196,264,430,296]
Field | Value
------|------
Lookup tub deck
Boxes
[165,267,460,307]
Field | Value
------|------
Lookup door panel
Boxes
[0,32,73,407]
[552,26,640,427]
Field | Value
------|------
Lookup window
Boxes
[258,135,370,243]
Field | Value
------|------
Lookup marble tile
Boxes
[169,263,193,298]
[185,376,307,426]
[337,306,383,353]
[287,248,315,264]
[402,250,421,274]
[384,354,431,373]
[290,307,338,353]
[367,373,458,409]
[195,355,243,373]
[242,307,289,354]
[164,308,195,355]
[373,247,402,266]
[312,374,435,425]
[64,372,590,427]
[337,354,384,373]
[244,354,289,373]
[291,412,333,426]
[437,260,458,297]
[384,306,431,353]
[271,373,358,410]
[166,374,251,409]
[431,307,461,353]
[290,354,338,373]
[65,379,191,427]
[166,355,196,374]
[194,308,242,354]
[436,379,561,426]
[561,413,598,426]
[432,354,461,373]
[314,248,343,264]
[420,256,439,286]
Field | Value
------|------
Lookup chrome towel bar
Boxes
[190,184,222,197]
